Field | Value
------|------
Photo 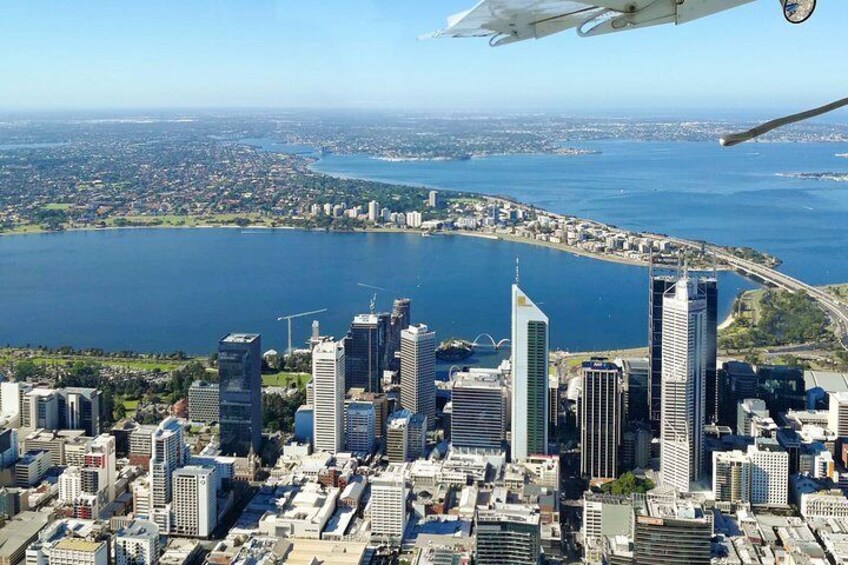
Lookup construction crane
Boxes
[277,309,327,355]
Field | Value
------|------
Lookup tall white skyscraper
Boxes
[150,417,185,511]
[312,339,346,453]
[368,200,380,222]
[659,277,707,493]
[370,464,408,543]
[511,284,549,461]
[171,466,217,538]
[400,324,436,430]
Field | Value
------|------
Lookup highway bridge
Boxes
[669,237,848,349]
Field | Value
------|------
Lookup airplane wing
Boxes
[428,0,755,46]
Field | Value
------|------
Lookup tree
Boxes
[167,362,209,403]
[262,390,306,433]
[13,359,41,381]
[600,472,655,496]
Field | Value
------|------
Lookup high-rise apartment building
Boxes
[713,450,751,504]
[511,284,549,461]
[218,333,262,457]
[749,438,789,506]
[114,520,160,565]
[171,466,217,538]
[370,465,408,544]
[149,417,185,512]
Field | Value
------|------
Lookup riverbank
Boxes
[0,218,653,268]
[0,216,730,273]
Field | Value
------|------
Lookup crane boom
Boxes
[277,308,328,354]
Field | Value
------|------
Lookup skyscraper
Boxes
[386,409,426,462]
[649,274,717,428]
[451,370,505,452]
[713,450,751,504]
[616,357,650,424]
[312,339,345,453]
[748,438,789,506]
[171,466,217,539]
[659,277,707,493]
[58,388,101,437]
[218,333,262,457]
[370,464,408,543]
[580,360,622,481]
[511,284,549,461]
[149,417,185,513]
[344,314,388,393]
[387,298,412,371]
[400,324,436,430]
[345,400,376,455]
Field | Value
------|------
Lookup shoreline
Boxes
[0,221,725,272]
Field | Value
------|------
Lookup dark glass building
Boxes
[218,333,262,457]
[717,361,759,426]
[757,364,805,416]
[618,358,650,424]
[649,273,717,429]
[344,313,388,394]
[386,298,411,372]
[58,387,101,436]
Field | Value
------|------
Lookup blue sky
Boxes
[0,1,845,113]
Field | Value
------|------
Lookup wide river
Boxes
[3,138,848,356]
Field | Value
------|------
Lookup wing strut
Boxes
[720,96,848,147]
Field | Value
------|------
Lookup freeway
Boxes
[668,237,848,349]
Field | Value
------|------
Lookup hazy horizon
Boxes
[1,1,845,112]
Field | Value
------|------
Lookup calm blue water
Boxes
[7,138,844,355]
[0,229,749,355]
[312,141,848,284]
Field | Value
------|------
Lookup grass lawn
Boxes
[122,399,140,411]
[262,372,310,388]
[0,348,193,372]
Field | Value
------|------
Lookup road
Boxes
[669,237,848,349]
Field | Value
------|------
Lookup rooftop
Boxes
[220,333,260,344]
[53,538,103,553]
